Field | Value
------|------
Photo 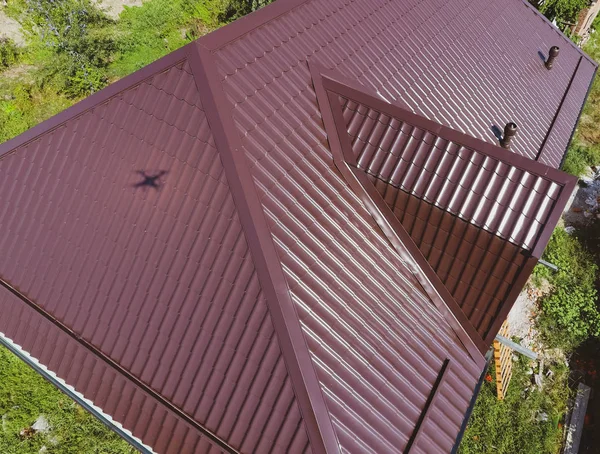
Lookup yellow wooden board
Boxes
[493,321,513,400]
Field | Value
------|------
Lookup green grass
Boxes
[567,18,600,172]
[562,143,600,176]
[0,82,71,143]
[459,358,570,454]
[532,228,600,351]
[0,346,136,453]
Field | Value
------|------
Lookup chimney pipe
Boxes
[500,122,518,149]
[545,46,560,69]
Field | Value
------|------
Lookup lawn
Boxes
[0,345,136,454]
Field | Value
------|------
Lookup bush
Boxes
[17,0,115,97]
[219,0,274,21]
[535,0,589,24]
[0,38,20,70]
[459,357,569,454]
[533,228,600,350]
[0,82,71,143]
[575,24,600,147]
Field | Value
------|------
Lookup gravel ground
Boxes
[563,168,600,228]
[507,286,541,351]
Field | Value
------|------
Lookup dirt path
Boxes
[97,0,143,18]
[0,9,24,46]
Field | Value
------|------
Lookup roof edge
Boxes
[519,0,598,67]
[309,61,488,364]
[0,331,154,454]
[536,56,584,162]
[0,277,237,453]
[200,0,309,51]
[0,44,191,160]
[186,42,341,454]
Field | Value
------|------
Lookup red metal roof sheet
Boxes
[0,47,312,454]
[310,66,576,349]
[0,0,594,453]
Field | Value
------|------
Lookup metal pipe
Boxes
[539,259,558,271]
[545,46,560,69]
[494,334,538,360]
[499,122,518,149]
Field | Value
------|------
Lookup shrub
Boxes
[533,228,600,350]
[219,0,274,21]
[109,0,227,77]
[0,38,20,70]
[0,82,71,142]
[535,0,589,24]
[17,0,115,97]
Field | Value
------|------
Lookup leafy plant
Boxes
[219,0,274,21]
[532,0,588,25]
[16,0,115,97]
[533,228,600,350]
[460,357,569,454]
[109,0,227,77]
[0,38,20,70]
[0,82,71,143]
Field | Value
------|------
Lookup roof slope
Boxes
[207,0,596,170]
[0,47,313,454]
[0,0,595,453]
[310,66,576,351]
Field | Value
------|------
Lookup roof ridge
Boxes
[0,276,237,453]
[187,42,340,454]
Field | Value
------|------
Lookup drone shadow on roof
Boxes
[132,170,168,190]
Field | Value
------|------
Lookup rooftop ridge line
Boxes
[186,42,341,454]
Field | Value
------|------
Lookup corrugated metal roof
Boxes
[311,67,576,350]
[209,0,597,170]
[0,0,594,452]
[0,48,311,454]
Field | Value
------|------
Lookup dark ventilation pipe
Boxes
[499,122,518,149]
[545,46,560,69]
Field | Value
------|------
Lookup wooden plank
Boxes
[493,321,513,400]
